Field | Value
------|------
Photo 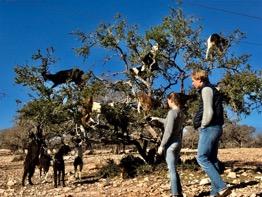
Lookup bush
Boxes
[119,154,145,178]
[98,159,121,178]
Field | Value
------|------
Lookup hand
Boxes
[145,116,158,121]
[150,117,159,121]
[157,146,164,155]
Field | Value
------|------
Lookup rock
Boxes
[254,175,262,181]
[0,189,5,195]
[199,178,210,185]
[224,168,232,173]
[232,179,239,184]
[0,149,11,155]
[230,190,237,197]
[62,186,71,193]
[144,177,149,181]
[11,155,24,162]
[227,172,237,179]
[7,179,16,187]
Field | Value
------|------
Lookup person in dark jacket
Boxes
[191,69,231,197]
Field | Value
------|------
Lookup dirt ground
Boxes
[0,148,261,197]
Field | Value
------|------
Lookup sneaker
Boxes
[218,187,231,197]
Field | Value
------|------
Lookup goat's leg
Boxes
[79,163,83,180]
[62,168,65,187]
[28,165,35,185]
[58,170,61,186]
[39,166,42,178]
[28,175,33,185]
[41,165,47,183]
[53,167,57,188]
[79,170,81,180]
[22,169,27,186]
[43,170,49,183]
[74,165,78,179]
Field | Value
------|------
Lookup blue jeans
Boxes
[165,142,182,195]
[197,125,226,196]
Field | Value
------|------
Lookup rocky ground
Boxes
[0,148,261,197]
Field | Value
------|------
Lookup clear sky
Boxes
[0,0,261,132]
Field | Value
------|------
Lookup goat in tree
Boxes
[136,91,153,114]
[206,33,228,59]
[79,96,93,128]
[130,44,159,78]
[41,68,85,88]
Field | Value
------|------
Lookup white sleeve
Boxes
[201,87,214,128]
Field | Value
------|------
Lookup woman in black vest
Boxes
[191,69,231,197]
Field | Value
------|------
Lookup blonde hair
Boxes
[191,69,209,82]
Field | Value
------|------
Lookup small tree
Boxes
[221,122,255,148]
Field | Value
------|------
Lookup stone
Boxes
[199,178,210,185]
[254,175,262,181]
[227,172,237,179]
[7,179,16,187]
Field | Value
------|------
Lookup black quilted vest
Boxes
[193,83,224,129]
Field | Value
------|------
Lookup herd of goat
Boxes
[21,33,228,187]
[22,127,84,188]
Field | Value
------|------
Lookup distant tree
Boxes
[14,7,262,162]
[221,122,255,148]
[250,134,262,147]
[182,127,198,149]
[0,127,28,151]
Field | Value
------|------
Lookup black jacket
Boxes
[193,83,224,129]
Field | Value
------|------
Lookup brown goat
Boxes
[42,68,84,88]
[79,96,93,127]
[136,92,153,114]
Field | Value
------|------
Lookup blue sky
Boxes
[0,0,261,132]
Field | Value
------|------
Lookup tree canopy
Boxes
[14,7,262,162]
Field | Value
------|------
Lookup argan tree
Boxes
[14,7,262,163]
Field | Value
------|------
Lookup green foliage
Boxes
[13,7,262,153]
[136,163,154,175]
[14,64,49,96]
[98,159,121,178]
[221,122,256,148]
[220,71,262,114]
